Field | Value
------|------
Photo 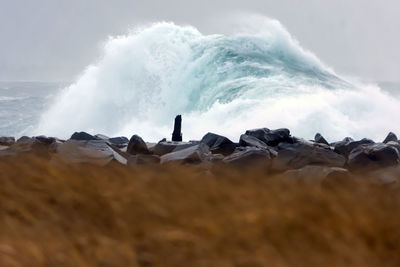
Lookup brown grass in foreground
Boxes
[0,156,400,267]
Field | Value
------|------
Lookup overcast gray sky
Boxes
[0,0,399,82]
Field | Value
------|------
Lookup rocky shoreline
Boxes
[1,127,400,184]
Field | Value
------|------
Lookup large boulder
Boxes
[160,143,211,164]
[361,165,400,185]
[272,139,345,172]
[383,132,398,144]
[109,136,129,147]
[239,134,268,149]
[52,140,114,166]
[152,141,198,156]
[200,132,236,156]
[333,138,375,158]
[386,141,400,152]
[314,133,329,146]
[6,136,58,157]
[244,128,291,146]
[70,132,99,141]
[347,143,400,172]
[281,165,349,184]
[223,146,274,170]
[0,136,15,146]
[127,135,150,155]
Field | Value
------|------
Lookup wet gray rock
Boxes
[127,135,150,155]
[282,165,349,184]
[52,140,114,166]
[314,133,329,146]
[152,141,198,156]
[272,139,345,172]
[200,132,236,156]
[239,134,268,149]
[127,154,160,166]
[35,135,57,145]
[70,132,99,141]
[223,146,274,169]
[362,165,400,185]
[109,136,129,147]
[6,136,57,156]
[0,136,15,146]
[94,134,110,140]
[383,132,398,144]
[160,143,211,164]
[333,138,375,158]
[347,143,400,172]
[386,141,400,152]
[244,128,291,146]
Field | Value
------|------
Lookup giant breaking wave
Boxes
[35,19,400,142]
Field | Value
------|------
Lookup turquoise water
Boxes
[1,21,400,141]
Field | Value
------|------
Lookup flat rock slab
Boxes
[272,140,345,172]
[153,141,198,156]
[160,144,211,164]
[282,165,349,184]
[223,146,274,169]
[52,140,114,166]
[239,134,269,149]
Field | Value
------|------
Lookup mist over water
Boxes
[33,18,400,142]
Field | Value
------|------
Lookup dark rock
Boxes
[152,141,198,156]
[272,139,345,172]
[0,136,15,146]
[109,136,129,146]
[35,135,56,145]
[160,143,211,164]
[314,133,329,146]
[282,165,349,184]
[386,141,400,152]
[70,132,98,141]
[347,143,400,172]
[383,132,398,143]
[8,136,56,156]
[223,146,274,170]
[200,132,236,156]
[94,134,110,140]
[362,165,400,185]
[128,154,161,166]
[245,128,291,146]
[52,140,114,166]
[172,115,183,142]
[333,138,375,158]
[239,134,268,149]
[127,135,149,155]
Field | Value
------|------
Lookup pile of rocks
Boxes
[1,128,400,184]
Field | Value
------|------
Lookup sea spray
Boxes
[35,19,400,142]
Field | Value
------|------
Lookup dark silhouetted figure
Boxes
[172,115,182,142]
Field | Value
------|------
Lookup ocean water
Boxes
[1,19,400,142]
[0,81,66,137]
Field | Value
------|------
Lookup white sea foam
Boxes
[35,18,400,142]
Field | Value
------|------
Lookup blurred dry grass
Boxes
[1,155,400,267]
